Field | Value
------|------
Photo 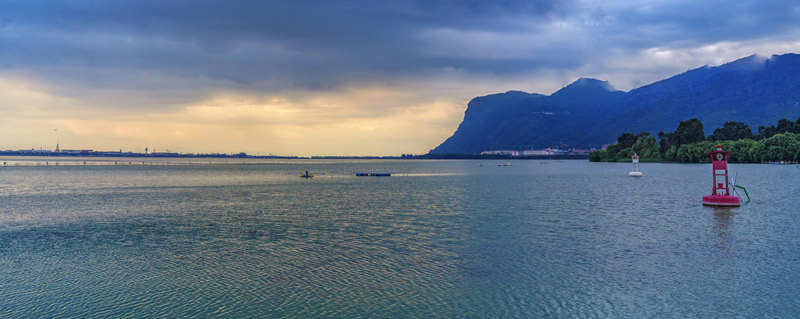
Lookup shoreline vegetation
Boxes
[589,117,800,164]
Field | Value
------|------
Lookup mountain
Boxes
[430,53,800,154]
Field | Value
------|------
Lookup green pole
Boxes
[734,185,750,203]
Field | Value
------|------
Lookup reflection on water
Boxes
[711,207,736,254]
[1,160,799,318]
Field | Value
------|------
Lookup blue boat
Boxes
[355,172,391,176]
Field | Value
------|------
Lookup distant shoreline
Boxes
[411,154,589,160]
[0,151,588,161]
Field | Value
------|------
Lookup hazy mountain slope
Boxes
[430,53,800,154]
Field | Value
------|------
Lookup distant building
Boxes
[523,148,568,156]
[523,149,548,156]
[570,148,596,155]
[481,150,519,156]
[61,149,93,155]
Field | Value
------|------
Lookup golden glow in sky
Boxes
[1,1,799,155]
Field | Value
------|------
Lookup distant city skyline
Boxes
[1,1,800,156]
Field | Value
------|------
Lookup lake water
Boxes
[1,158,799,318]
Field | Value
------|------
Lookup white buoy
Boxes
[629,153,643,177]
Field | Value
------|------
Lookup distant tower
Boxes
[145,147,148,154]
[55,142,60,153]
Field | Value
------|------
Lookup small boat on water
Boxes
[290,171,323,178]
[355,172,391,176]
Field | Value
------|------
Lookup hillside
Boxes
[430,53,800,154]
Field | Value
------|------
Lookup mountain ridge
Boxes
[430,53,800,154]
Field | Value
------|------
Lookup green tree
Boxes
[719,139,758,163]
[658,119,705,161]
[676,141,714,163]
[632,135,657,155]
[758,118,800,139]
[616,132,650,149]
[591,132,659,162]
[658,131,674,157]
[761,133,800,162]
[674,118,705,145]
[643,145,661,160]
[777,118,800,134]
[588,150,606,162]
[605,143,622,157]
[708,121,754,141]
[616,147,634,161]
[664,145,677,162]
[746,142,766,163]
[616,132,637,149]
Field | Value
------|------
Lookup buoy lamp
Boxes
[702,145,740,206]
[629,153,642,176]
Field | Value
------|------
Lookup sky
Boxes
[1,0,800,156]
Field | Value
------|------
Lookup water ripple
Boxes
[2,161,800,317]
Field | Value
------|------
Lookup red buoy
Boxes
[702,145,740,206]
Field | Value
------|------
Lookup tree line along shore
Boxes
[589,116,800,163]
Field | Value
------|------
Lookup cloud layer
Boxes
[1,0,799,155]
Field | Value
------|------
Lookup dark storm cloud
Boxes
[593,1,800,49]
[0,0,565,90]
[0,0,799,96]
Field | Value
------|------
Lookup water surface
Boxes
[1,159,798,318]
